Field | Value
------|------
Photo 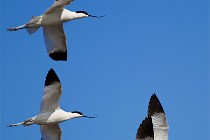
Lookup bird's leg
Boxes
[22,117,34,126]
[7,117,34,127]
[7,24,27,31]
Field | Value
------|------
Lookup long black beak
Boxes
[83,115,97,118]
[88,15,106,18]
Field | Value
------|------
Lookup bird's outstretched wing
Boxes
[43,25,67,61]
[45,0,74,14]
[136,116,154,140]
[148,94,169,140]
[41,124,62,140]
[40,69,62,113]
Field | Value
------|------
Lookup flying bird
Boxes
[7,0,104,61]
[8,68,96,140]
[136,94,169,140]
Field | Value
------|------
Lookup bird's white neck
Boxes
[33,110,83,125]
[65,112,82,120]
[61,9,88,22]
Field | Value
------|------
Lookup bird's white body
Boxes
[8,69,95,140]
[28,9,87,27]
[7,0,94,61]
[32,110,80,125]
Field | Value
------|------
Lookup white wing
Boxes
[148,94,169,140]
[41,124,62,140]
[40,69,62,113]
[136,116,154,140]
[45,0,74,14]
[43,25,67,61]
[151,113,168,140]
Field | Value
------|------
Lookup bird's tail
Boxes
[7,24,26,31]
[7,16,41,34]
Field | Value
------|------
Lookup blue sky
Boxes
[1,0,209,139]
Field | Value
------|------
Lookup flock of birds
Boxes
[7,0,169,140]
[8,68,169,140]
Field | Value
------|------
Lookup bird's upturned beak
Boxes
[83,115,97,118]
[88,14,106,18]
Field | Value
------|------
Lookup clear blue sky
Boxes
[1,0,209,139]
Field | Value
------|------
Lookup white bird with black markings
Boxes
[7,68,96,140]
[7,0,104,61]
[136,94,169,140]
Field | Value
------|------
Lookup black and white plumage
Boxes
[136,94,169,140]
[41,68,62,113]
[136,116,154,140]
[7,68,96,140]
[7,0,104,61]
[148,94,169,140]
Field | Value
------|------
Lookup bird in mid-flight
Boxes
[7,68,96,140]
[136,94,169,140]
[8,0,104,61]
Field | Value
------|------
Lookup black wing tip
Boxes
[49,51,67,61]
[45,68,60,86]
[148,93,165,116]
[136,116,154,139]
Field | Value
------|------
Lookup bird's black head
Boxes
[71,111,97,118]
[75,11,89,16]
[75,11,105,18]
[72,111,83,115]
